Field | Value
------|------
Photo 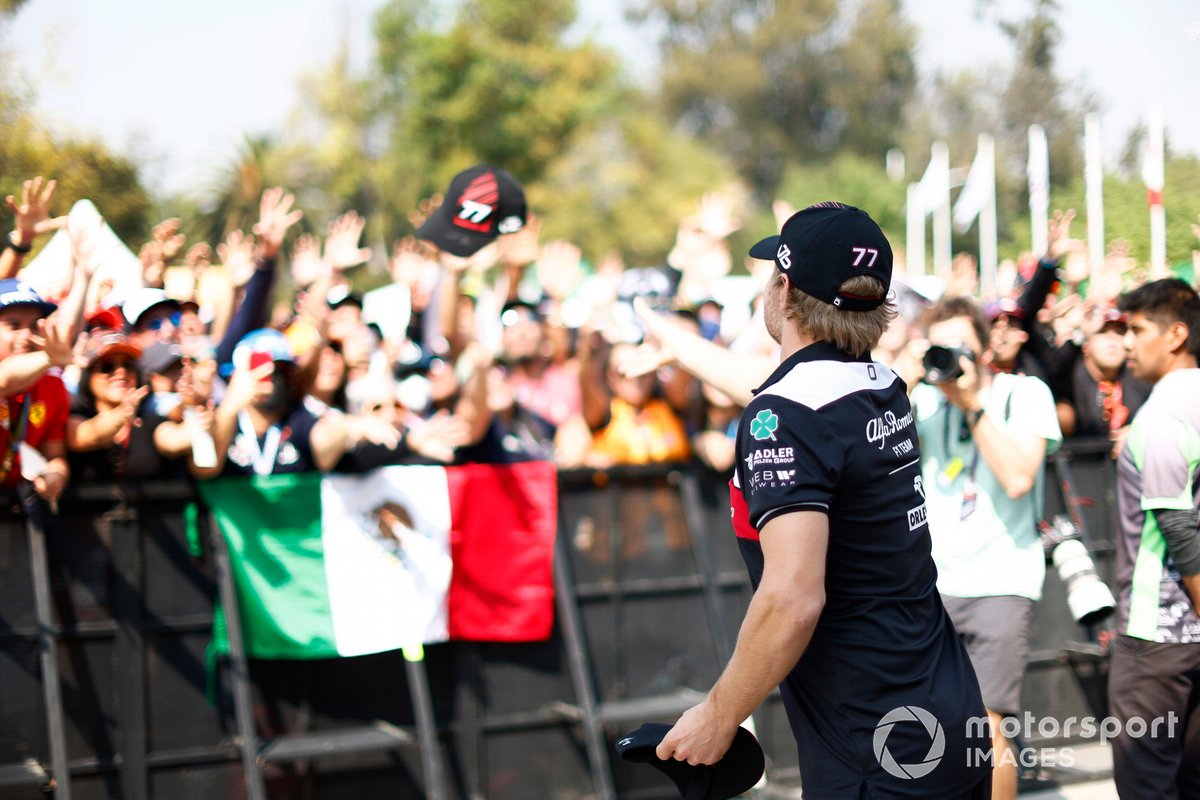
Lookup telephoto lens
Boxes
[922,344,970,385]
[1042,515,1116,626]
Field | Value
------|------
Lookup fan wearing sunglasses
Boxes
[122,288,182,350]
[65,331,191,482]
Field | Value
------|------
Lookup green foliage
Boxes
[634,0,918,199]
[532,110,733,264]
[1055,154,1200,265]
[280,0,728,266]
[0,114,151,247]
[772,155,908,248]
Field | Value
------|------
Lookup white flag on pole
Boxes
[953,137,995,233]
[1028,125,1050,255]
[1142,109,1165,206]
[1143,107,1166,273]
[914,146,950,215]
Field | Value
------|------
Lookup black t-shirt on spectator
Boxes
[222,405,319,477]
[455,408,556,464]
[1063,357,1150,437]
[68,396,182,483]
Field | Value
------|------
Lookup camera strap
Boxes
[942,381,1019,521]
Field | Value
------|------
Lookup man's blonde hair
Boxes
[784,274,896,357]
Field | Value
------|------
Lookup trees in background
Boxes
[630,0,917,202]
[2,0,1196,270]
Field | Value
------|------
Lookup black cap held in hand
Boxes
[748,201,893,311]
[615,722,764,800]
[416,165,527,258]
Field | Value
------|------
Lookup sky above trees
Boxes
[3,0,1197,197]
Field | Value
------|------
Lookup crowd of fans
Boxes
[1,169,1196,512]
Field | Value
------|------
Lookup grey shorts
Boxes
[941,594,1035,717]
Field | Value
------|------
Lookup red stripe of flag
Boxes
[445,461,558,641]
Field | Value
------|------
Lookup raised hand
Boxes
[324,210,372,269]
[406,411,471,463]
[69,213,106,281]
[151,218,186,262]
[390,236,430,287]
[115,385,151,424]
[290,233,326,288]
[347,414,402,449]
[439,240,499,275]
[5,176,67,248]
[536,239,583,302]
[497,214,542,267]
[694,191,741,241]
[218,230,257,288]
[186,242,214,271]
[407,194,443,230]
[30,317,79,369]
[221,361,275,414]
[252,187,303,259]
[1046,209,1078,261]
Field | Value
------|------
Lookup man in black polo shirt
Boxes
[656,203,991,798]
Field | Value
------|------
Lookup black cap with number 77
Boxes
[748,202,893,311]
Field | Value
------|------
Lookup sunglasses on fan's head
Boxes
[144,311,183,332]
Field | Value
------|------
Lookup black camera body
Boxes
[922,343,975,384]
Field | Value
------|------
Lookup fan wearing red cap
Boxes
[65,332,186,482]
[658,203,991,798]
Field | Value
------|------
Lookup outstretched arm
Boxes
[625,297,774,407]
[2,176,67,279]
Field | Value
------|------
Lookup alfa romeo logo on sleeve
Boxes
[873,706,945,780]
[750,410,779,441]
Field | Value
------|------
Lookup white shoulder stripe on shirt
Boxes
[757,360,898,410]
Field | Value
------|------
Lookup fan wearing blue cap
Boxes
[189,329,404,480]
[0,279,72,508]
[653,203,992,799]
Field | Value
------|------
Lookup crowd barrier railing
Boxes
[0,440,1119,798]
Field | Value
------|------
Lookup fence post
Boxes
[208,515,268,800]
[26,509,72,799]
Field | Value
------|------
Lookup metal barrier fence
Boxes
[0,440,1118,799]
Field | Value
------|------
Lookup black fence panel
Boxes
[1,447,1124,797]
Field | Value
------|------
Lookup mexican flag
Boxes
[199,462,558,660]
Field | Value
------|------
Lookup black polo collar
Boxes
[753,340,870,396]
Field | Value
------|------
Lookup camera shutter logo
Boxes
[873,706,945,780]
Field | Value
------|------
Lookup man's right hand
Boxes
[221,362,275,416]
[6,176,67,248]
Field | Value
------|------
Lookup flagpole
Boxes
[906,182,926,277]
[978,134,998,298]
[1084,114,1106,281]
[1028,125,1050,256]
[1145,106,1167,276]
[931,141,952,282]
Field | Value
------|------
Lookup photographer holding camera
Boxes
[911,295,1062,800]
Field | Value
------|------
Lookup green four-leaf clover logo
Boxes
[750,409,779,441]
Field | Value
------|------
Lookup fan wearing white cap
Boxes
[122,287,182,350]
[189,329,405,480]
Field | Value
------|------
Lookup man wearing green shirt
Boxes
[1110,277,1200,799]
